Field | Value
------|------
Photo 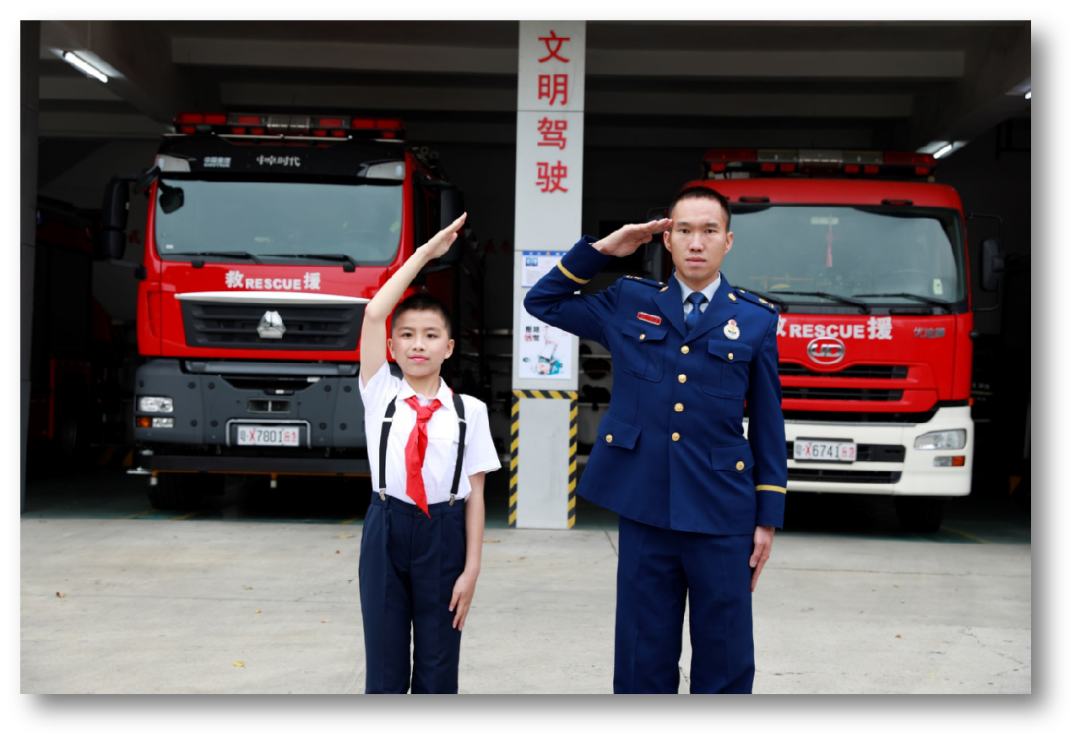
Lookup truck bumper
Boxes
[774,405,973,497]
[132,359,366,451]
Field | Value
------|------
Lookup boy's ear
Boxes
[444,338,455,359]
[386,337,396,360]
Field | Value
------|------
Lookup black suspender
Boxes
[378,392,468,506]
[451,393,467,504]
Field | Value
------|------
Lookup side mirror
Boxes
[437,187,465,265]
[422,188,465,273]
[98,176,132,261]
[980,238,1004,292]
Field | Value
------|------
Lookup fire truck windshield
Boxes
[153,178,404,266]
[721,205,965,307]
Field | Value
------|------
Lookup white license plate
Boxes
[235,425,300,447]
[794,439,857,462]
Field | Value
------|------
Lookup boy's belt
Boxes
[378,393,467,506]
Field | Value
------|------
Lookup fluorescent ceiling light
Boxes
[62,51,108,83]
[933,143,953,159]
[1026,91,1031,100]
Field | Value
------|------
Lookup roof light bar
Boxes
[702,148,936,179]
[168,113,406,140]
[62,51,108,83]
[933,143,954,159]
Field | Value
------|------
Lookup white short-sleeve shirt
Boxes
[360,363,501,505]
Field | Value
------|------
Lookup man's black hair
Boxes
[391,293,453,338]
[668,186,731,231]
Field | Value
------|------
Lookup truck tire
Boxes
[148,472,220,511]
[894,496,951,533]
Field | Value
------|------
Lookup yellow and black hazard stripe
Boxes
[510,394,520,526]
[509,390,579,528]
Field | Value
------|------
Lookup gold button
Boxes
[681,346,689,354]
[674,403,684,412]
[728,353,734,360]
[639,333,645,340]
[739,289,746,293]
[672,432,680,442]
[760,298,767,303]
[678,374,687,383]
[736,461,745,471]
[728,293,736,301]
[605,434,613,443]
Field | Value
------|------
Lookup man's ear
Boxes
[662,230,672,252]
[724,232,734,256]
[444,338,455,359]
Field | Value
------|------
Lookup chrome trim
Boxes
[176,291,369,305]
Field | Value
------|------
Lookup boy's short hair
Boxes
[668,186,731,231]
[391,293,453,338]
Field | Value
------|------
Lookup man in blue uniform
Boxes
[524,186,787,693]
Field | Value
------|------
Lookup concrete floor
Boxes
[21,469,1030,694]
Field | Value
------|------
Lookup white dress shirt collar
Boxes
[396,375,453,408]
[675,272,725,306]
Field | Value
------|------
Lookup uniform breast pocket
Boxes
[702,339,753,399]
[620,320,667,382]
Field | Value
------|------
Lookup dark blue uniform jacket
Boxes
[524,237,788,536]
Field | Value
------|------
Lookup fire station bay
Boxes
[20,21,1031,695]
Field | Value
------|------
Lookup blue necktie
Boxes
[685,292,706,330]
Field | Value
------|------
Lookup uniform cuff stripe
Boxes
[557,261,589,285]
[755,485,787,493]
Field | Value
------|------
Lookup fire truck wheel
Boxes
[148,472,214,511]
[894,496,951,533]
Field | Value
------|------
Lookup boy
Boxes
[358,213,500,694]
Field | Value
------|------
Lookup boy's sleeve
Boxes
[463,400,501,476]
[359,359,398,409]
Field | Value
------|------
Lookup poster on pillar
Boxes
[518,300,574,380]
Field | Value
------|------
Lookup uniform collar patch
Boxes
[637,312,662,326]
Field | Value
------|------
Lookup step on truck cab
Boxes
[101,112,483,510]
[650,148,1004,531]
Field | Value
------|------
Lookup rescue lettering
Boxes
[778,316,893,340]
[243,278,304,290]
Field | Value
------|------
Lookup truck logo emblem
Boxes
[257,310,286,339]
[807,336,845,364]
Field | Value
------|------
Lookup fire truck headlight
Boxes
[137,396,174,413]
[914,429,966,450]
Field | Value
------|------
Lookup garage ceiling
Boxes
[37,20,1030,153]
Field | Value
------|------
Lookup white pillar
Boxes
[511,21,586,529]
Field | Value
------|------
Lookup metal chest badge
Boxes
[724,319,740,340]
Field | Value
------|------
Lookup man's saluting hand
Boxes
[592,219,672,257]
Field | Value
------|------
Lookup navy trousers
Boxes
[614,516,756,694]
[358,493,466,694]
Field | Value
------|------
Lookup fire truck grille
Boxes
[788,468,901,484]
[181,302,363,351]
[785,443,906,463]
[779,363,908,379]
[782,387,903,402]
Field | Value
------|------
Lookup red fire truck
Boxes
[649,148,1003,531]
[100,112,482,510]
